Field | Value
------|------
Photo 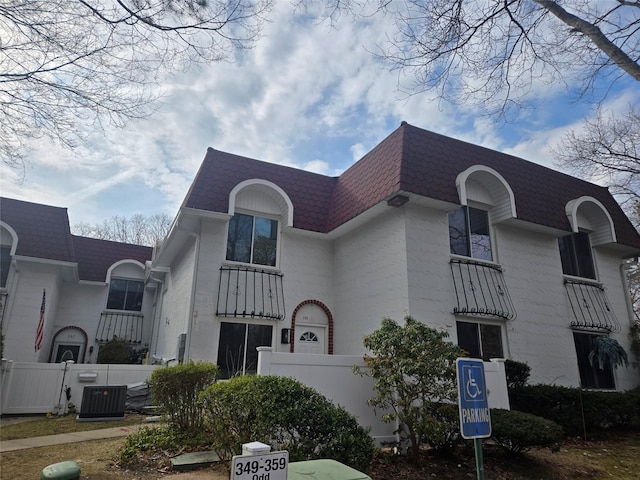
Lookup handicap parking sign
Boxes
[456,358,491,439]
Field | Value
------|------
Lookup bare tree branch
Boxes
[73,212,172,246]
[0,0,273,167]
[553,106,640,207]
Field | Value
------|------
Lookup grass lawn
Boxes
[1,414,639,479]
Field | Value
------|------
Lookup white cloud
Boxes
[3,4,638,226]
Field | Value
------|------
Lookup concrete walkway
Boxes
[0,424,140,453]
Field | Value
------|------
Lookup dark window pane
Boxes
[1,245,11,288]
[217,322,272,379]
[573,233,595,279]
[573,332,615,389]
[480,324,503,359]
[244,324,273,375]
[226,213,253,263]
[253,217,278,266]
[469,208,492,261]
[558,233,595,279]
[107,279,143,311]
[457,321,481,358]
[558,235,577,276]
[449,208,469,256]
[107,279,128,310]
[124,281,144,311]
[226,214,278,266]
[217,322,247,379]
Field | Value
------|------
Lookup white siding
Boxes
[333,209,410,354]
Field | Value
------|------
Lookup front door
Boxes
[295,325,325,354]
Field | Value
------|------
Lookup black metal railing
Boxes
[217,266,285,320]
[450,258,516,320]
[564,278,620,332]
[96,312,144,343]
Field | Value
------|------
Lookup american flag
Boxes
[35,289,45,352]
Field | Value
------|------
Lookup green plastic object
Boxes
[40,461,81,480]
[287,459,371,480]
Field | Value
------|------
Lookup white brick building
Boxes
[147,122,640,390]
[0,198,153,363]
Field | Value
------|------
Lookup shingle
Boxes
[0,197,75,262]
[1,197,153,282]
[166,123,640,250]
[72,236,152,282]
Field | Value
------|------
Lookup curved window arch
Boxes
[455,166,517,223]
[565,196,616,246]
[0,222,18,288]
[228,179,294,228]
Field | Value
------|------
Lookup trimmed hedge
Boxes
[509,385,640,436]
[200,375,375,472]
[490,409,563,454]
[148,361,218,433]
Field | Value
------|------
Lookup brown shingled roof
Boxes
[180,122,640,249]
[0,197,75,263]
[183,149,337,232]
[72,235,152,282]
[1,197,153,281]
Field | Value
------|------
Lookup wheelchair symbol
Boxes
[462,365,485,402]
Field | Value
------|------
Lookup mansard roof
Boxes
[184,122,640,250]
[0,197,75,263]
[0,197,152,281]
[72,236,152,282]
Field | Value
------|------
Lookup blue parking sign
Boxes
[456,358,491,439]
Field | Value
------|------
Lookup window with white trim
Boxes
[226,213,278,267]
[449,206,492,261]
[107,278,144,311]
[217,321,273,379]
[456,321,503,360]
[558,232,596,280]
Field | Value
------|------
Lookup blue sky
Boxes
[1,2,638,227]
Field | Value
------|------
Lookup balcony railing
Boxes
[564,278,620,332]
[217,266,285,321]
[450,258,516,320]
[97,312,144,343]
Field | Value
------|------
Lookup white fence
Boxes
[257,348,510,445]
[1,352,509,443]
[0,359,159,415]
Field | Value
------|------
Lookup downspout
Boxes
[620,257,639,324]
[184,229,201,362]
[149,276,165,359]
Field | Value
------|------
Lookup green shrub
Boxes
[420,403,461,454]
[97,337,131,364]
[200,375,375,472]
[504,359,530,389]
[490,409,563,454]
[353,316,465,458]
[509,384,640,436]
[118,424,211,468]
[148,361,218,433]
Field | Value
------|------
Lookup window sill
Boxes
[449,254,501,269]
[222,261,281,273]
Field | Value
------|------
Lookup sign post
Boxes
[456,358,491,480]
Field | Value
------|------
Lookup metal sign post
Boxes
[456,358,491,480]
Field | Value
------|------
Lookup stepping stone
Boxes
[171,451,221,471]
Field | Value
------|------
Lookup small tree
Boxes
[353,316,465,458]
[589,336,630,371]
